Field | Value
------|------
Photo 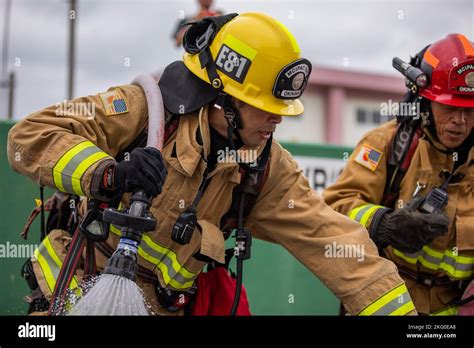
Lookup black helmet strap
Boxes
[213,93,244,151]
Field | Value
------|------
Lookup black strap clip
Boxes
[233,228,252,261]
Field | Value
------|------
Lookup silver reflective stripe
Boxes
[442,254,472,271]
[403,249,441,267]
[38,241,60,280]
[371,292,409,315]
[354,205,372,222]
[398,247,474,276]
[139,239,195,287]
[111,224,196,287]
[139,240,166,264]
[61,146,101,192]
[172,267,194,285]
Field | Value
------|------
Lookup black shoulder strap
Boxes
[382,119,422,207]
[220,138,272,236]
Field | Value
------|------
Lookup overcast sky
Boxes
[0,0,473,120]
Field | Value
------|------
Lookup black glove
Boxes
[100,147,167,198]
[369,196,449,253]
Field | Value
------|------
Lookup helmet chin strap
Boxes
[214,93,244,151]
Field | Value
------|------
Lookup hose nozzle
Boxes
[103,238,139,281]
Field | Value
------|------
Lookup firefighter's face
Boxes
[431,101,474,149]
[208,100,282,148]
[234,100,282,147]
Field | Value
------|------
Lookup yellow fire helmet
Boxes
[182,12,312,116]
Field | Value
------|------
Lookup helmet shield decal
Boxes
[449,59,474,95]
[273,58,312,99]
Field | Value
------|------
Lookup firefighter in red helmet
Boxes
[324,34,474,315]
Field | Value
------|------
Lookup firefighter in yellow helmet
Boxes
[324,34,474,315]
[9,12,416,315]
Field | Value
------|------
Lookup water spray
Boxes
[69,75,165,315]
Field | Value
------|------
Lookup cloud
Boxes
[1,0,473,119]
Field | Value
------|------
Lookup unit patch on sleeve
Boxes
[99,89,129,116]
[354,144,383,171]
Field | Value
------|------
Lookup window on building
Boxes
[356,108,366,124]
[356,107,393,125]
[372,110,381,124]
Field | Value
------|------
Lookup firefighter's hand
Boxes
[369,196,449,253]
[111,147,167,198]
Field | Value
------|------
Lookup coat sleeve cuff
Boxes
[89,158,118,201]
[348,204,388,229]
[368,206,392,240]
[342,271,417,315]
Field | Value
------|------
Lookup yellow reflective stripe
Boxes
[140,235,197,289]
[439,263,472,279]
[390,301,416,316]
[430,306,458,316]
[435,248,474,278]
[111,225,192,287]
[142,235,196,279]
[394,248,440,271]
[224,34,257,60]
[34,236,79,293]
[436,247,474,265]
[137,245,195,290]
[109,224,197,290]
[34,247,56,293]
[445,250,474,264]
[358,283,412,316]
[43,236,79,289]
[423,246,444,260]
[53,141,110,196]
[348,205,366,220]
[140,235,180,271]
[71,151,109,196]
[348,204,384,228]
[393,249,417,263]
[53,141,94,192]
[360,205,382,228]
[394,246,474,279]
[110,224,121,236]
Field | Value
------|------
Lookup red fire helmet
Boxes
[419,34,474,108]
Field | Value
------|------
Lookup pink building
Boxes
[275,65,406,146]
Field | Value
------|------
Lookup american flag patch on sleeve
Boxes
[99,89,129,116]
[354,144,383,171]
